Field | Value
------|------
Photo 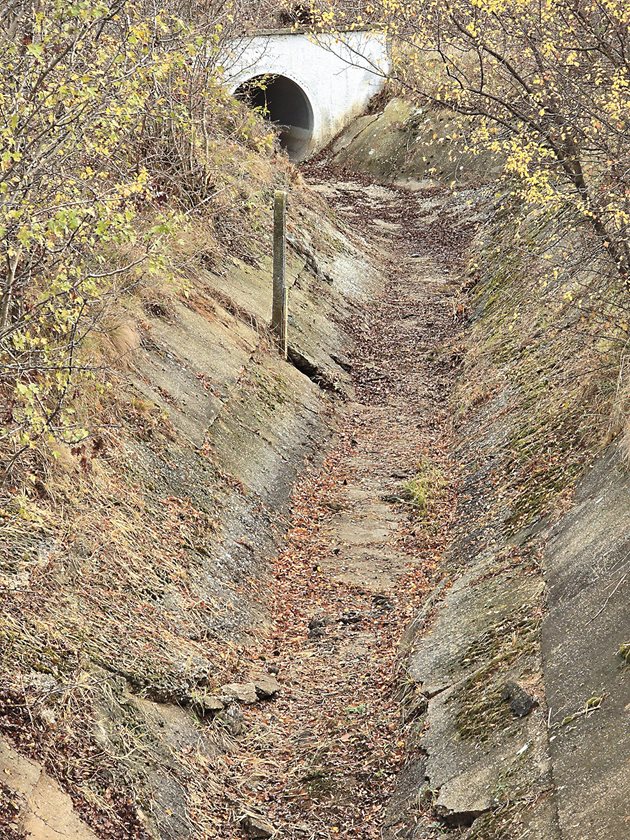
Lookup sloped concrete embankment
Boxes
[402,444,630,840]
[327,101,629,839]
[400,210,630,838]
[542,447,630,840]
[413,193,629,839]
[0,194,382,837]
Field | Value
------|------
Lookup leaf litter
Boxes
[215,172,467,839]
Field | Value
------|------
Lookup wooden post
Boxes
[272,190,288,359]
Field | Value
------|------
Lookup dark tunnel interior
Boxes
[235,74,315,161]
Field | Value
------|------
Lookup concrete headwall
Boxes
[222,30,390,160]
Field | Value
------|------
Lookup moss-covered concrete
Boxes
[329,98,500,188]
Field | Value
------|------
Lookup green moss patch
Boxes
[455,613,540,742]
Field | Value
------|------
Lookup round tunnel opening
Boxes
[234,74,314,162]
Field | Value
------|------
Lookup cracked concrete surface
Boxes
[0,739,98,839]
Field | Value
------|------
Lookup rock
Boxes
[325,500,345,512]
[373,593,395,611]
[339,611,362,625]
[25,671,58,693]
[380,493,405,504]
[196,694,224,714]
[221,682,258,704]
[308,614,334,638]
[217,705,244,736]
[501,681,538,718]
[39,707,58,727]
[253,674,281,699]
[240,814,275,838]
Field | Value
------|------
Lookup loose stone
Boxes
[501,680,538,718]
[253,674,281,699]
[240,814,275,838]
[221,682,258,704]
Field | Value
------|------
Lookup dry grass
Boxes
[456,612,541,742]
[608,356,630,453]
[0,102,295,836]
[0,88,357,833]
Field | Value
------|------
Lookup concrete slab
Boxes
[542,446,630,840]
[0,739,98,839]
[409,570,544,696]
[204,351,324,505]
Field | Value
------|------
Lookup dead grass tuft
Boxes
[456,612,541,742]
[607,355,630,451]
[108,322,141,363]
[621,421,630,464]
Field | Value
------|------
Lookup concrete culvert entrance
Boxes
[235,74,314,162]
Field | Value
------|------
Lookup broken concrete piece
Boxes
[253,674,281,699]
[501,681,537,718]
[241,814,275,838]
[435,805,490,829]
[221,682,258,704]
[197,694,225,713]
[0,738,98,839]
[429,754,497,827]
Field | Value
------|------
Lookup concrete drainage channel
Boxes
[1,115,628,840]
[242,174,548,840]
[0,165,384,838]
[219,174,470,840]
[288,172,630,840]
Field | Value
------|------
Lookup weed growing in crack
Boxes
[402,457,447,522]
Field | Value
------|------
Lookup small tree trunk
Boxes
[0,252,20,331]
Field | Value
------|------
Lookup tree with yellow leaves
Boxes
[0,1,268,478]
[315,0,629,282]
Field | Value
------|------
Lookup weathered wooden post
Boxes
[271,190,288,359]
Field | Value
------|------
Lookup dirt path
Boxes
[222,177,468,839]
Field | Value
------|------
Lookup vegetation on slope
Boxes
[321,0,630,519]
[0,0,284,487]
[318,0,629,283]
[0,3,349,835]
